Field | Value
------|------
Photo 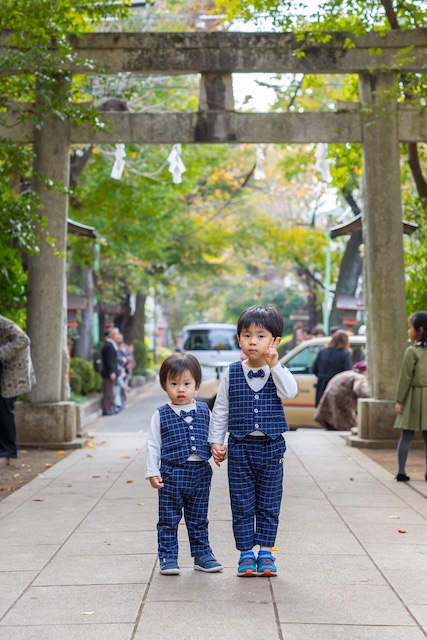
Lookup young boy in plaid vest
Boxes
[210,305,297,577]
[146,352,222,576]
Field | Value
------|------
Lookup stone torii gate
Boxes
[4,30,427,448]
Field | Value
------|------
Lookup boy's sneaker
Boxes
[237,554,257,577]
[257,554,277,577]
[194,554,223,573]
[159,558,180,575]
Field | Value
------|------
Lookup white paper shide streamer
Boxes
[167,144,186,184]
[111,143,126,180]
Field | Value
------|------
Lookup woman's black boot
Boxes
[395,473,410,482]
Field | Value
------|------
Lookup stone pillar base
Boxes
[346,397,425,449]
[15,401,84,449]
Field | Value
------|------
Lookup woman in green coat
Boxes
[394,311,427,482]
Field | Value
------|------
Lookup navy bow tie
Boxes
[180,409,197,420]
[248,369,265,379]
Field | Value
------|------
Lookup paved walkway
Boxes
[0,389,426,639]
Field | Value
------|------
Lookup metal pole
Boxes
[323,222,331,335]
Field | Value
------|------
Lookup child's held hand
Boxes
[263,337,281,368]
[211,443,226,467]
[149,475,164,489]
[395,403,403,415]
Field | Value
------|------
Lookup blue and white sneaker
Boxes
[237,554,257,577]
[159,558,180,575]
[257,554,277,577]
[194,554,223,573]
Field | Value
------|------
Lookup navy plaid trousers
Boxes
[227,435,286,551]
[158,460,213,560]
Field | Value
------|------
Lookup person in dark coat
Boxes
[312,329,353,406]
[101,327,119,415]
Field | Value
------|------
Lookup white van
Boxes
[181,322,240,370]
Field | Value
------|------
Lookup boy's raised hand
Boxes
[263,337,281,368]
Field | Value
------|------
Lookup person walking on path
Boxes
[146,352,223,576]
[0,315,35,459]
[209,305,297,578]
[394,311,427,482]
[312,329,353,406]
[101,327,120,416]
[314,361,369,431]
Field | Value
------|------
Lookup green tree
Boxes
[0,1,130,322]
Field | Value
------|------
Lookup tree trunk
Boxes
[132,293,146,343]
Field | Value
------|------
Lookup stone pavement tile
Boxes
[146,567,270,601]
[0,623,134,640]
[32,553,155,586]
[0,584,145,626]
[41,483,114,498]
[363,555,427,604]
[325,492,409,508]
[345,522,427,545]
[281,530,364,556]
[279,624,426,640]
[280,553,388,586]
[57,530,155,556]
[103,477,151,500]
[319,480,393,496]
[408,605,427,628]
[134,601,279,640]
[274,584,415,625]
[283,502,349,531]
[76,498,157,533]
[0,571,37,617]
[0,544,59,571]
[336,505,427,525]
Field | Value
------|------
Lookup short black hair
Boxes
[159,352,202,390]
[409,311,427,346]
[237,305,284,338]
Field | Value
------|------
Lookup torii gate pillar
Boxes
[348,71,408,448]
[16,111,79,448]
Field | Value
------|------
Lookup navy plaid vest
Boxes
[228,362,289,440]
[158,401,211,464]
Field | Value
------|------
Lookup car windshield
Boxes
[183,329,239,351]
[286,345,323,374]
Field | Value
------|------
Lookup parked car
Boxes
[181,323,241,387]
[197,335,367,426]
[280,335,366,428]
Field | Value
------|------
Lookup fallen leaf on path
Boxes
[121,456,131,459]
[44,463,52,468]
[138,502,145,506]
[33,498,44,502]
[388,515,400,519]
[81,611,96,615]
[397,529,407,533]
[126,480,134,484]
[8,487,15,492]
[87,443,96,449]
[57,451,65,456]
